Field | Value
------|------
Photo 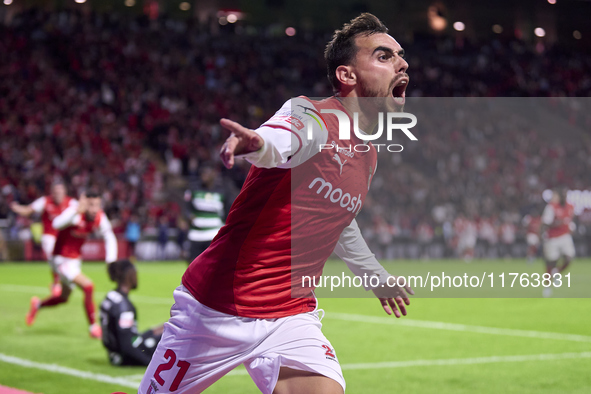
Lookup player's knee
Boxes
[58,291,71,302]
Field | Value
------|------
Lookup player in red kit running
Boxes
[26,192,118,338]
[10,181,75,297]
[139,13,413,394]
[541,188,575,297]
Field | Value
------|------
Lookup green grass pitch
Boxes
[1,260,591,393]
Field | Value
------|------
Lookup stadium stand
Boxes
[1,9,590,259]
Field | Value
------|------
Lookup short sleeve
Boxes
[240,97,329,169]
[30,197,47,213]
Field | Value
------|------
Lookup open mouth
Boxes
[391,76,408,104]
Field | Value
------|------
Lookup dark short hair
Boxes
[85,191,100,199]
[324,13,389,92]
[108,259,136,283]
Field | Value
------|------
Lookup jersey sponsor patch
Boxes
[270,115,305,130]
[118,311,135,329]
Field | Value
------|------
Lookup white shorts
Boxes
[543,234,575,262]
[526,233,540,247]
[50,255,82,283]
[138,286,345,394]
[41,234,56,261]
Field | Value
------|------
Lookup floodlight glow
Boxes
[453,21,465,32]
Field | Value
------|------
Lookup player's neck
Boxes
[117,285,131,296]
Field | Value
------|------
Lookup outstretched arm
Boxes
[10,203,34,217]
[10,196,47,217]
[334,219,414,317]
[219,98,328,169]
[219,119,264,169]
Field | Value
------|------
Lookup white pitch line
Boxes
[4,351,590,384]
[0,353,140,389]
[219,352,591,377]
[341,351,591,371]
[121,373,147,380]
[4,283,591,343]
[327,313,591,343]
[131,295,174,305]
[0,284,49,293]
[0,284,173,306]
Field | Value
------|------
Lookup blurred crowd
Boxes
[1,9,590,258]
[359,97,591,258]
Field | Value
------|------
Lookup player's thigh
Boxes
[53,256,82,286]
[138,287,255,394]
[559,235,576,259]
[246,312,345,394]
[139,324,246,394]
[138,323,214,394]
[543,239,560,261]
[273,367,344,394]
[72,272,93,289]
[527,233,539,247]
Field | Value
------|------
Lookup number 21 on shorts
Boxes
[153,349,191,392]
